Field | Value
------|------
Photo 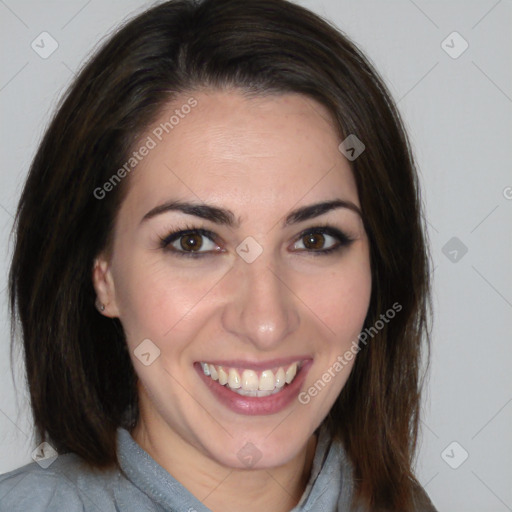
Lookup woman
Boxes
[0,0,436,510]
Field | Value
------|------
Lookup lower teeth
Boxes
[227,385,286,397]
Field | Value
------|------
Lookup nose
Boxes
[221,252,300,351]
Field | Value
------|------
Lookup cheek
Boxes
[298,256,372,340]
[111,255,182,339]
[112,251,225,346]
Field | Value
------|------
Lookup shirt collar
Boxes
[116,424,353,512]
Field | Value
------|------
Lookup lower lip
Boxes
[195,361,312,416]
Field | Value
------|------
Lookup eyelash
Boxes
[158,223,355,258]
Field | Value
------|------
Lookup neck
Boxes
[131,414,318,512]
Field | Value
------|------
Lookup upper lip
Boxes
[197,356,312,371]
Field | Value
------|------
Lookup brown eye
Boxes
[302,233,326,250]
[160,228,221,257]
[292,227,353,254]
[180,233,203,251]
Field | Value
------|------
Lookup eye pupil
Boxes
[304,233,324,250]
[181,233,202,251]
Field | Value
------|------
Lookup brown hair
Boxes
[9,0,431,509]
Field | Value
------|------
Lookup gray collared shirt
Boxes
[0,425,436,511]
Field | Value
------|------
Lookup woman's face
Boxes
[96,89,371,469]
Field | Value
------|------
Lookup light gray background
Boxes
[0,1,511,510]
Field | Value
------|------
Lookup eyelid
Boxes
[294,224,353,242]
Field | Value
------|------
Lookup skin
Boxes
[93,89,372,512]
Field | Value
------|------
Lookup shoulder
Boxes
[0,453,120,512]
[328,436,438,512]
[0,455,85,512]
[412,483,438,512]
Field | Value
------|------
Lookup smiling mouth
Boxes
[199,361,304,397]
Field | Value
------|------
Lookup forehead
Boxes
[120,89,360,220]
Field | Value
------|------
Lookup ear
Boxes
[92,254,120,318]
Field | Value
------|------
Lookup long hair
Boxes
[9,0,431,509]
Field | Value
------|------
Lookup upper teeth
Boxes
[200,362,300,395]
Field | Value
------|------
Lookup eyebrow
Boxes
[140,199,362,228]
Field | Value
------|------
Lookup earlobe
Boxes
[92,256,120,317]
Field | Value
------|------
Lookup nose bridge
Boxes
[221,249,300,349]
